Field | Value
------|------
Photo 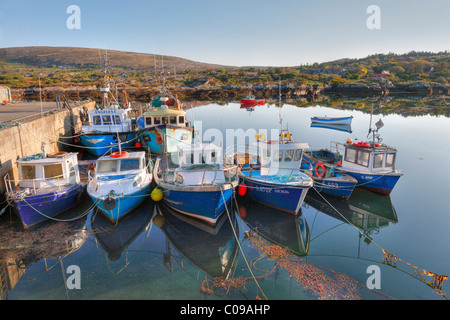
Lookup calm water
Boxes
[1,99,450,300]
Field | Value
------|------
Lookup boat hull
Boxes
[311,116,353,125]
[140,125,193,155]
[10,184,84,229]
[240,99,264,105]
[89,184,152,223]
[239,176,310,215]
[312,178,357,198]
[159,186,234,225]
[344,171,402,195]
[79,132,137,156]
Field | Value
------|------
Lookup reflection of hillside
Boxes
[287,96,450,117]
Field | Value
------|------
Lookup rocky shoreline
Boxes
[9,82,450,102]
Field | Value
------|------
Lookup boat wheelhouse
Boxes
[138,95,193,157]
[4,152,83,229]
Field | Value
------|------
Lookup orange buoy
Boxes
[238,184,247,196]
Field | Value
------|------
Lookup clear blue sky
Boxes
[0,0,449,66]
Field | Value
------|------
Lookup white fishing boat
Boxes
[87,150,153,223]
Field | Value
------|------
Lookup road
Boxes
[0,102,59,124]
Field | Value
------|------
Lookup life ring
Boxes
[156,133,163,145]
[315,162,326,178]
[110,151,129,158]
[48,151,68,158]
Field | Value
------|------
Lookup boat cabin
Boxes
[173,143,236,186]
[341,143,398,173]
[258,139,310,176]
[141,107,188,129]
[82,105,134,133]
[16,153,80,190]
[95,152,147,175]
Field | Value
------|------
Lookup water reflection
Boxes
[0,195,90,299]
[155,202,239,279]
[305,188,398,241]
[90,198,155,264]
[237,197,310,257]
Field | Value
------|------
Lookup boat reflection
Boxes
[237,197,310,257]
[310,122,352,133]
[155,202,239,279]
[90,197,155,263]
[0,194,90,299]
[305,187,398,237]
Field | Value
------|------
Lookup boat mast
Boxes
[39,74,46,157]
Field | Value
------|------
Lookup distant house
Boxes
[372,70,390,78]
[0,86,11,104]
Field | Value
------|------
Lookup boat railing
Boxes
[4,170,77,196]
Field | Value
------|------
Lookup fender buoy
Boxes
[156,133,163,145]
[48,151,68,158]
[238,184,247,196]
[239,206,247,218]
[315,162,326,178]
[111,151,129,158]
[151,188,163,202]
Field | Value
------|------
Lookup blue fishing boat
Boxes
[301,152,358,199]
[87,150,153,223]
[306,119,404,195]
[78,56,138,156]
[234,131,313,215]
[311,116,353,125]
[137,86,193,158]
[153,142,239,225]
[4,152,84,229]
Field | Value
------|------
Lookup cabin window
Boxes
[145,117,152,126]
[68,161,75,177]
[120,158,141,171]
[294,149,303,161]
[113,115,121,124]
[22,165,36,180]
[161,117,168,124]
[178,116,185,124]
[357,150,369,167]
[345,148,357,163]
[274,151,283,162]
[93,116,101,125]
[154,117,161,125]
[102,115,112,125]
[169,116,177,124]
[284,150,293,162]
[97,160,118,173]
[44,164,64,179]
[374,153,384,168]
[385,153,396,167]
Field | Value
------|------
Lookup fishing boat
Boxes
[87,150,153,223]
[137,85,193,157]
[4,151,84,229]
[311,116,353,125]
[240,90,265,105]
[301,153,357,199]
[78,56,138,156]
[153,142,239,225]
[233,130,313,215]
[305,119,403,195]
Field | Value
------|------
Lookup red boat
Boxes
[240,94,265,105]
